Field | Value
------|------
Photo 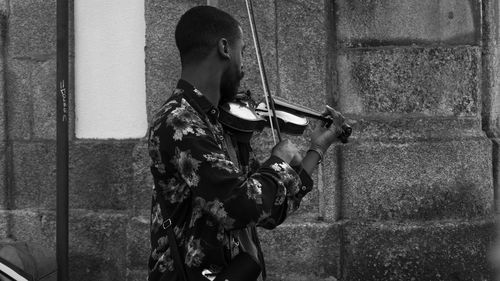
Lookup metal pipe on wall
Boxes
[56,0,69,279]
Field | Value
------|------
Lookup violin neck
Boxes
[273,96,331,123]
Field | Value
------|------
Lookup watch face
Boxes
[0,257,32,281]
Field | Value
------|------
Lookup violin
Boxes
[219,90,352,143]
[219,0,351,144]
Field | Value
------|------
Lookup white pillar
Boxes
[75,0,147,139]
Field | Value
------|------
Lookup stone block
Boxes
[493,139,500,211]
[7,59,34,140]
[0,142,6,210]
[11,141,56,209]
[0,210,130,280]
[0,45,5,143]
[258,221,340,280]
[32,58,56,139]
[347,116,482,142]
[37,210,128,281]
[0,210,42,244]
[11,140,148,210]
[0,211,9,238]
[127,216,149,270]
[145,0,204,121]
[69,141,139,210]
[126,269,148,281]
[68,210,128,281]
[218,0,279,101]
[0,90,4,142]
[7,57,56,140]
[8,0,56,58]
[338,47,480,117]
[131,141,153,213]
[0,90,5,143]
[336,0,481,48]
[277,0,329,111]
[0,3,8,142]
[324,138,493,220]
[341,219,495,281]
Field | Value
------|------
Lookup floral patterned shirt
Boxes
[147,79,313,280]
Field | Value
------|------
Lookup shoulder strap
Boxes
[158,199,189,281]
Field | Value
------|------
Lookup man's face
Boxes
[220,28,245,105]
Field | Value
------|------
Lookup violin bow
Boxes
[245,0,282,144]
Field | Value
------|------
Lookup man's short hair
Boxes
[175,6,241,65]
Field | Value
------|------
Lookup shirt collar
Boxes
[176,79,219,120]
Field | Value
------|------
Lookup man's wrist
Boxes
[307,145,325,164]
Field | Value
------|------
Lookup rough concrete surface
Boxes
[5,56,56,140]
[7,59,35,140]
[126,216,150,272]
[277,0,328,111]
[31,58,56,140]
[336,0,481,47]
[342,219,495,281]
[218,0,279,102]
[68,141,138,210]
[0,6,5,142]
[345,116,483,141]
[11,141,55,209]
[10,140,151,211]
[145,0,204,121]
[338,47,480,117]
[0,143,4,210]
[259,222,340,280]
[131,141,153,214]
[337,138,493,220]
[0,0,497,280]
[0,209,130,281]
[126,269,148,281]
[8,0,56,59]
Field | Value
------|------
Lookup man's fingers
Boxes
[323,105,345,123]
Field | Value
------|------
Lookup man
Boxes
[147,5,345,281]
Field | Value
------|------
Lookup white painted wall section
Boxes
[75,0,147,139]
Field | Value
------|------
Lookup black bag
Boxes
[0,241,56,281]
[213,252,261,281]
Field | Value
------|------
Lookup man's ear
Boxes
[217,38,231,60]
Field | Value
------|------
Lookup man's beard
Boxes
[219,67,244,105]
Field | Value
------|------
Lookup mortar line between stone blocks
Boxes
[337,44,481,52]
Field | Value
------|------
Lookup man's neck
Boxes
[180,63,221,107]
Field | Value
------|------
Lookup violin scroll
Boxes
[338,124,352,144]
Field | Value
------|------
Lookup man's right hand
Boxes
[271,139,301,165]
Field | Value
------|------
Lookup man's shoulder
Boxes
[151,89,184,123]
[149,89,208,137]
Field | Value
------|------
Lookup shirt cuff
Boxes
[291,165,313,198]
[261,156,313,198]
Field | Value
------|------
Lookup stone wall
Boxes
[0,0,497,281]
